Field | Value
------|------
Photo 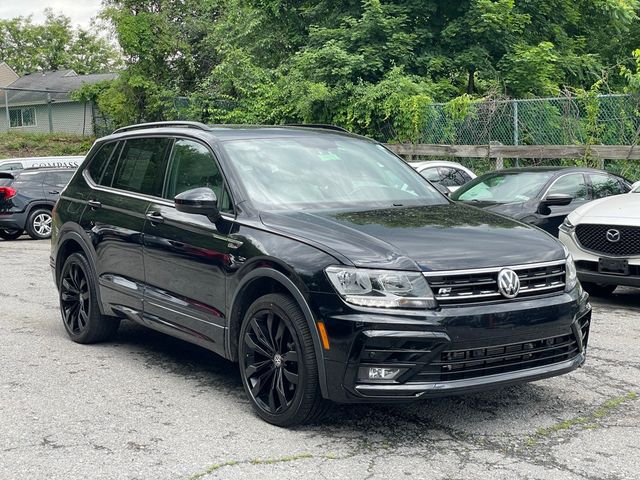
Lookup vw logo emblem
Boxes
[498,269,520,299]
[606,229,621,243]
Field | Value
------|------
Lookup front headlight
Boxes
[559,216,575,233]
[325,266,437,309]
[565,253,578,292]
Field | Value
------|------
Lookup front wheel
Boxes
[582,282,617,297]
[0,229,23,240]
[238,293,329,426]
[59,252,120,343]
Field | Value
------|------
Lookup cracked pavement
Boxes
[1,239,639,480]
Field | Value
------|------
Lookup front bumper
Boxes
[313,287,591,403]
[559,229,640,287]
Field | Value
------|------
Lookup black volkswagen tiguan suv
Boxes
[51,122,591,426]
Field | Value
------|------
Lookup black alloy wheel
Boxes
[239,293,329,426]
[0,229,23,240]
[59,253,120,343]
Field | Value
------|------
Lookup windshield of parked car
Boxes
[451,171,556,203]
[222,136,448,209]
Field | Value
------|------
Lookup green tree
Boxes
[0,9,121,75]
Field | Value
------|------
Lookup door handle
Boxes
[146,211,164,225]
[87,199,102,209]
[48,190,60,195]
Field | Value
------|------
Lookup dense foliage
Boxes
[73,0,640,140]
[0,9,121,75]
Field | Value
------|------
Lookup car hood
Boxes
[569,193,640,226]
[260,203,565,272]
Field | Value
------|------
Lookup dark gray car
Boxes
[0,168,75,240]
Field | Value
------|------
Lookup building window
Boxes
[9,107,36,128]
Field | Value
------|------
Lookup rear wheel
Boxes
[238,293,329,426]
[582,282,617,296]
[26,208,53,239]
[0,229,22,240]
[59,252,120,343]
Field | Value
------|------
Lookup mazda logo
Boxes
[497,269,520,299]
[606,229,621,243]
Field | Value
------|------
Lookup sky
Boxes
[0,0,103,29]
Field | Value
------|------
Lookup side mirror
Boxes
[174,187,220,222]
[432,182,450,197]
[538,193,573,215]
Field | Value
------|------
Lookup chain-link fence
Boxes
[0,87,98,136]
[415,93,640,146]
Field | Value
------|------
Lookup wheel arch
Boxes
[227,267,329,398]
[55,229,107,315]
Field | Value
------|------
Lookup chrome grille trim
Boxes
[423,260,566,304]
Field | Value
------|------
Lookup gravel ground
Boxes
[1,239,639,480]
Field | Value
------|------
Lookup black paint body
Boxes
[51,126,592,403]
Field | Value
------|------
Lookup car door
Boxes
[142,138,235,354]
[537,173,590,235]
[80,137,173,316]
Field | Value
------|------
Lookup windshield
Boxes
[452,171,555,203]
[222,136,447,209]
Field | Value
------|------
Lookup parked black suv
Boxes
[51,122,591,426]
[0,168,75,240]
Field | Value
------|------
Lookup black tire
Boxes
[238,293,330,426]
[26,208,53,239]
[582,282,617,296]
[0,229,23,240]
[59,252,120,343]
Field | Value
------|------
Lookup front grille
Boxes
[417,332,580,382]
[425,260,566,305]
[575,224,640,256]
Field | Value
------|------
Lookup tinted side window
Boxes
[419,167,440,182]
[112,137,172,196]
[44,171,74,189]
[547,174,588,201]
[0,162,22,171]
[87,142,119,185]
[165,139,232,212]
[590,173,624,199]
[438,167,467,187]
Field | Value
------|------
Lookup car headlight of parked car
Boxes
[559,216,575,233]
[565,253,578,292]
[325,266,437,309]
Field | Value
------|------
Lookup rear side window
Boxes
[590,173,624,199]
[87,142,119,185]
[0,162,22,171]
[13,171,44,187]
[111,137,172,196]
[438,167,468,187]
[44,171,75,190]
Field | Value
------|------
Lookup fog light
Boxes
[367,367,400,380]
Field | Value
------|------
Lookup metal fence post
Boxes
[47,92,53,133]
[512,99,519,146]
[4,90,9,132]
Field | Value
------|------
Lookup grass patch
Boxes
[0,132,94,159]
[188,452,314,479]
[529,391,637,444]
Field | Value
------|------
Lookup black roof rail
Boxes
[285,123,349,133]
[112,121,210,134]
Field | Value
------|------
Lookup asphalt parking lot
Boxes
[1,239,639,480]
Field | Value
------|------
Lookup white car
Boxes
[0,156,84,172]
[559,181,640,296]
[409,160,476,192]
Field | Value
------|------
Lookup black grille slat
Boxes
[418,331,580,381]
[575,224,640,256]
